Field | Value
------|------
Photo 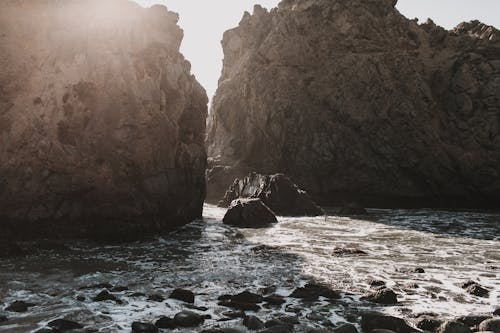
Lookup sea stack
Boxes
[0,0,208,240]
[207,0,500,208]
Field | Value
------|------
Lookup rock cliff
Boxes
[0,0,208,240]
[207,0,500,208]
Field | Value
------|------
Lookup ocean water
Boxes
[0,204,498,332]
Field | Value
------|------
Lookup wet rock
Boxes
[218,173,323,216]
[456,315,491,327]
[494,308,500,316]
[261,286,277,295]
[369,280,386,288]
[232,291,264,304]
[0,0,207,241]
[289,283,341,301]
[464,283,489,297]
[263,294,286,305]
[333,323,358,333]
[412,268,425,273]
[259,325,293,333]
[80,282,113,290]
[48,319,84,331]
[155,316,176,329]
[93,290,122,304]
[129,292,146,298]
[371,330,398,333]
[110,286,128,292]
[223,199,278,228]
[416,316,442,331]
[76,295,86,302]
[169,288,195,303]
[5,300,35,312]
[147,294,165,302]
[0,315,7,322]
[363,288,398,304]
[185,304,209,311]
[361,312,416,333]
[174,310,205,327]
[332,248,368,256]
[222,311,246,319]
[131,322,159,333]
[265,319,291,328]
[437,321,472,333]
[479,318,500,333]
[244,315,265,330]
[35,329,58,333]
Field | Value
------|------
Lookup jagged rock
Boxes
[169,288,195,303]
[218,173,323,216]
[0,0,207,241]
[437,321,472,333]
[361,312,417,333]
[479,318,500,333]
[206,0,500,209]
[223,198,278,228]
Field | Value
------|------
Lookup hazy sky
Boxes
[133,0,500,102]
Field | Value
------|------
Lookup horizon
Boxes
[132,0,500,103]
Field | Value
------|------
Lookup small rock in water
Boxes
[93,290,122,304]
[261,286,277,295]
[110,286,129,292]
[129,292,146,297]
[244,315,265,330]
[155,316,176,329]
[416,316,442,331]
[48,319,84,331]
[332,248,368,256]
[169,288,195,303]
[465,283,489,297]
[361,312,415,333]
[132,322,159,333]
[174,310,205,327]
[222,310,246,319]
[437,321,472,333]
[5,300,35,312]
[76,294,86,301]
[263,294,286,305]
[223,198,278,228]
[0,315,7,322]
[148,294,165,302]
[363,288,398,304]
[333,323,358,333]
[369,280,386,288]
[479,318,500,333]
[456,315,491,327]
[80,282,113,290]
[494,308,500,316]
[412,268,425,273]
[289,283,340,301]
[232,291,263,304]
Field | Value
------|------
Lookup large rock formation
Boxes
[207,0,500,208]
[0,0,208,240]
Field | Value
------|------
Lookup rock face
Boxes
[218,173,323,216]
[223,198,278,228]
[206,0,500,208]
[0,0,207,240]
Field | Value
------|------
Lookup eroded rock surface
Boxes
[0,0,208,240]
[207,0,500,208]
[218,173,323,216]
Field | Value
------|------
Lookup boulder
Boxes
[132,322,159,333]
[93,290,122,304]
[174,310,205,327]
[437,321,472,333]
[363,288,398,304]
[333,323,358,333]
[206,0,500,209]
[218,173,323,216]
[416,316,442,331]
[361,312,417,333]
[5,300,35,313]
[0,0,207,241]
[223,199,278,228]
[155,317,176,329]
[479,318,500,333]
[244,315,265,330]
[289,283,341,301]
[169,288,195,303]
[48,319,84,331]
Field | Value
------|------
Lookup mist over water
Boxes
[1,205,498,332]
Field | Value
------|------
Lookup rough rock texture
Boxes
[0,0,207,240]
[207,0,500,208]
[218,173,323,216]
[223,198,278,228]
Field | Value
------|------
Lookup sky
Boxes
[133,0,500,102]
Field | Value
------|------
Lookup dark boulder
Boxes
[169,288,195,303]
[456,315,491,327]
[5,300,35,312]
[155,316,176,329]
[464,283,489,297]
[223,199,277,228]
[93,290,122,304]
[332,323,358,333]
[363,288,398,304]
[361,312,417,333]
[147,294,165,302]
[174,310,205,327]
[479,318,500,333]
[289,283,340,301]
[416,316,442,331]
[131,322,159,333]
[219,173,323,217]
[263,294,286,305]
[244,315,265,330]
[48,319,84,331]
[436,321,472,333]
[0,315,7,322]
